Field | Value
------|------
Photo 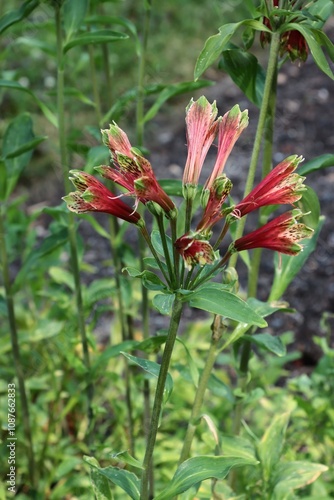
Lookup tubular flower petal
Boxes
[174,233,216,270]
[101,122,133,158]
[196,175,233,235]
[227,155,305,221]
[97,125,176,217]
[229,210,313,256]
[182,96,219,196]
[204,105,248,191]
[63,170,142,225]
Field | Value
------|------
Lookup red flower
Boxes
[63,170,142,225]
[260,0,309,62]
[99,124,176,217]
[229,210,313,256]
[174,233,216,270]
[196,175,233,235]
[204,105,248,191]
[227,155,305,221]
[182,96,219,198]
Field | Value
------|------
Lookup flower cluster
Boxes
[261,0,309,62]
[63,95,312,279]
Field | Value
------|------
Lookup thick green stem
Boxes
[140,298,184,499]
[179,316,224,463]
[229,32,281,268]
[55,6,93,442]
[0,205,37,491]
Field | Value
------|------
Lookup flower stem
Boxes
[247,72,277,297]
[229,31,281,268]
[136,0,152,146]
[55,5,94,442]
[157,213,176,287]
[140,225,172,286]
[179,316,224,463]
[140,297,184,499]
[0,205,37,491]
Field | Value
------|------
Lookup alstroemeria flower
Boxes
[63,170,142,225]
[204,105,248,191]
[182,96,219,199]
[174,233,216,270]
[97,124,176,217]
[196,175,233,236]
[228,210,313,256]
[227,155,305,222]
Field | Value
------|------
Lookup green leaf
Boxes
[84,456,140,500]
[13,227,69,291]
[272,461,328,499]
[269,216,325,301]
[143,80,213,123]
[188,288,267,327]
[0,80,57,126]
[244,333,286,357]
[90,465,112,500]
[154,455,258,500]
[49,266,75,291]
[257,412,290,482]
[63,30,128,53]
[152,293,175,315]
[110,451,144,470]
[63,0,89,41]
[121,352,173,403]
[285,24,334,79]
[297,153,334,175]
[297,186,320,229]
[151,230,173,260]
[218,49,265,107]
[1,114,34,199]
[0,0,39,35]
[159,179,183,197]
[194,20,271,80]
[221,435,257,461]
[124,267,167,291]
[2,135,47,161]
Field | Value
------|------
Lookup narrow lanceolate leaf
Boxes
[188,288,267,327]
[194,20,271,80]
[272,461,328,499]
[285,24,334,80]
[218,49,265,107]
[0,0,39,35]
[0,80,57,126]
[154,455,258,500]
[257,412,290,482]
[269,217,325,301]
[63,30,128,53]
[143,80,214,123]
[63,0,89,41]
[121,352,173,403]
[221,435,257,461]
[297,153,334,175]
[84,456,140,500]
[1,114,41,200]
[243,333,286,357]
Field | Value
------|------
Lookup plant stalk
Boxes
[229,31,281,268]
[179,316,224,463]
[140,297,184,499]
[0,205,37,492]
[55,5,94,443]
